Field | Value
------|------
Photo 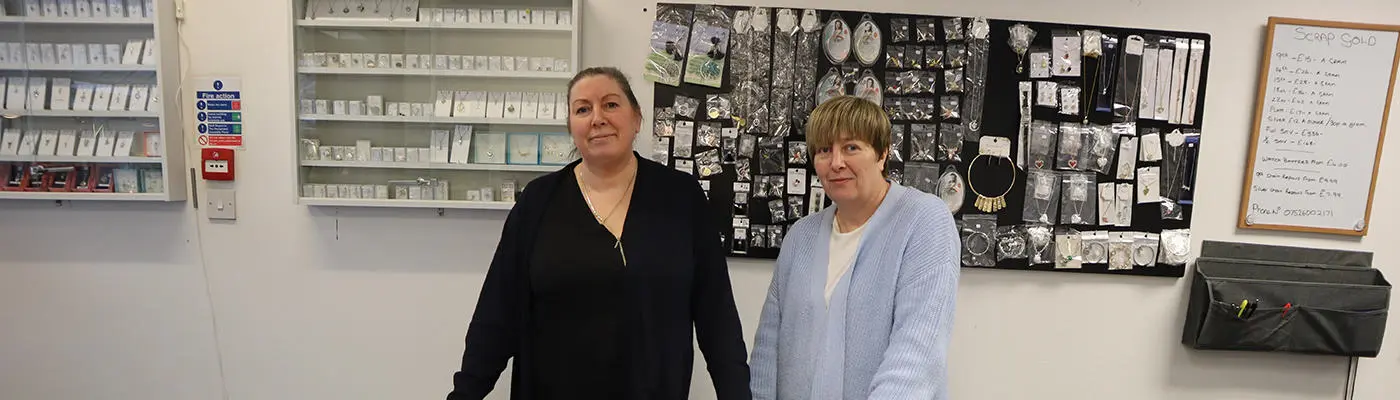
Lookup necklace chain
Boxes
[578,162,636,266]
[578,163,636,228]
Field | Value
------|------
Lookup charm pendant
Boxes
[974,193,1006,213]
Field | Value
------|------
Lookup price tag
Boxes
[978,136,1011,158]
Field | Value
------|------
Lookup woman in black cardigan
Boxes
[446,67,752,400]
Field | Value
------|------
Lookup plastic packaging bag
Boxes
[996,225,1029,261]
[1028,120,1058,169]
[960,214,998,267]
[938,123,964,162]
[909,123,938,162]
[891,17,912,43]
[1059,171,1097,225]
[1023,168,1061,224]
[674,95,700,120]
[1027,224,1055,265]
[643,5,693,86]
[916,18,938,42]
[682,5,733,88]
[696,122,722,148]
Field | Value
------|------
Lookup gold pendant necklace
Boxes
[967,154,1017,213]
[578,163,637,266]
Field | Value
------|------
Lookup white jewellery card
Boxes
[1167,38,1190,124]
[17,132,39,155]
[41,43,57,64]
[538,92,556,119]
[88,44,105,64]
[49,78,71,110]
[121,40,143,64]
[434,91,453,117]
[4,78,24,109]
[486,92,506,118]
[1154,46,1174,121]
[1138,43,1158,120]
[503,92,522,119]
[452,91,470,117]
[109,84,131,111]
[37,130,59,156]
[25,43,41,64]
[430,130,451,163]
[521,92,540,120]
[113,131,135,156]
[145,84,160,111]
[129,85,148,111]
[104,44,122,64]
[94,131,116,156]
[466,91,487,118]
[28,78,48,110]
[56,44,72,64]
[0,130,20,155]
[56,130,77,156]
[450,125,473,164]
[140,38,155,64]
[75,131,97,156]
[72,44,87,65]
[72,82,94,111]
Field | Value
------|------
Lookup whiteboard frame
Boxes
[1238,16,1400,237]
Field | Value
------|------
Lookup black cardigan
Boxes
[447,152,752,400]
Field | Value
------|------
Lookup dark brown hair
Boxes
[566,66,643,119]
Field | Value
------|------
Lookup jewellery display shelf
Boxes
[292,0,580,210]
[649,3,1207,278]
[0,0,187,201]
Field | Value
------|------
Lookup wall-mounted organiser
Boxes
[292,0,580,210]
[1182,240,1391,357]
[647,3,1208,277]
[0,0,187,201]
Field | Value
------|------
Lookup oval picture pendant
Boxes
[854,16,882,66]
[855,71,882,106]
[938,169,965,213]
[822,15,851,64]
[816,68,843,106]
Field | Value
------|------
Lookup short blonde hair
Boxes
[805,96,891,158]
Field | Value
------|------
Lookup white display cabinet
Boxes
[292,0,580,210]
[0,0,186,201]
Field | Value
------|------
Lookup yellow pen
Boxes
[1237,299,1249,318]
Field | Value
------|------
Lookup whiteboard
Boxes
[1240,17,1400,236]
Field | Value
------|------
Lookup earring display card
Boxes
[651,3,1208,275]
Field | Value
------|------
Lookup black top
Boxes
[447,152,752,400]
[526,171,628,398]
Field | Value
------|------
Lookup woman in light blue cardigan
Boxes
[750,96,961,399]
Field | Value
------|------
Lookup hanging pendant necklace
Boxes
[579,163,637,266]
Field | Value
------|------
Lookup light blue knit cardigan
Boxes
[750,182,961,399]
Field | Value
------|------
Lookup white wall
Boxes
[1,0,1398,399]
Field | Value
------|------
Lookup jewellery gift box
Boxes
[538,132,572,165]
[473,132,507,164]
[507,132,539,165]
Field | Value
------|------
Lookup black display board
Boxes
[649,3,1208,278]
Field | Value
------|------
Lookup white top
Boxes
[825,218,867,304]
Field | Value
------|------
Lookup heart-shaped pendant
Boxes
[1034,159,1044,168]
[1068,159,1078,169]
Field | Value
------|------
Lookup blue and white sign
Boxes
[191,77,244,148]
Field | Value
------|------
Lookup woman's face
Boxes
[568,75,640,162]
[813,135,888,207]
